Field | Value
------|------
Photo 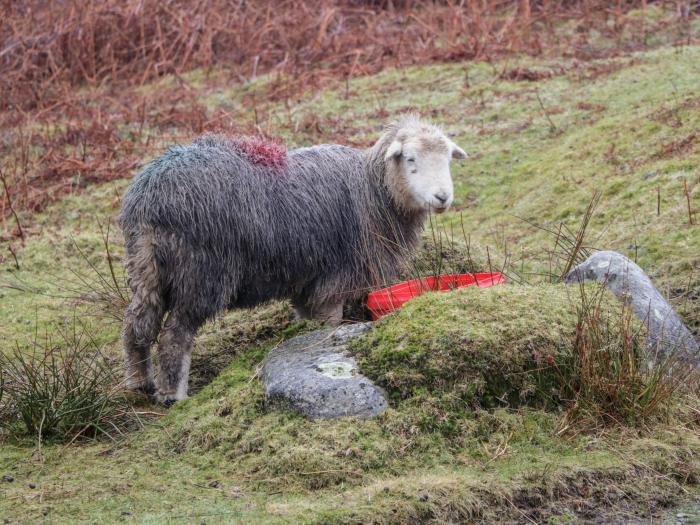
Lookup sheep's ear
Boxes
[448,140,468,160]
[385,140,403,161]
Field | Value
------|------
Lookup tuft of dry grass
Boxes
[66,222,131,324]
[557,281,699,434]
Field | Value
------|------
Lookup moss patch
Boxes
[354,285,586,410]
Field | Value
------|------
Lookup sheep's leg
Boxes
[310,301,344,324]
[122,233,164,395]
[292,300,312,321]
[292,297,344,324]
[122,300,161,395]
[154,312,198,406]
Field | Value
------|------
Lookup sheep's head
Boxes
[383,118,467,214]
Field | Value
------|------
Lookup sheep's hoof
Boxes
[125,379,156,397]
[151,391,179,407]
[137,382,156,396]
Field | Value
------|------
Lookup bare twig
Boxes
[684,179,695,225]
[7,244,20,270]
[535,88,558,133]
[0,169,25,243]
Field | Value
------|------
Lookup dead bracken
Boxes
[1,1,696,229]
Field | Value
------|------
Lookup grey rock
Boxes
[566,251,699,370]
[261,323,388,419]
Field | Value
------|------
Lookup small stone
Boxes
[28,483,36,489]
[2,475,14,483]
[207,480,219,488]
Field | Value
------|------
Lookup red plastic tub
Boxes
[367,273,506,320]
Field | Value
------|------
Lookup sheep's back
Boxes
[120,141,370,280]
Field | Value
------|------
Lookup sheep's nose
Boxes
[434,192,449,204]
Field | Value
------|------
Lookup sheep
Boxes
[119,115,467,405]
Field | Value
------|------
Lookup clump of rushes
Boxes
[558,282,699,434]
[0,322,134,442]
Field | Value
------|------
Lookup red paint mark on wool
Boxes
[229,136,287,169]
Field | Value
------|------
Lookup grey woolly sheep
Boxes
[119,116,467,405]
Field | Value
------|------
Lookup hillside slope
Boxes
[1,42,699,523]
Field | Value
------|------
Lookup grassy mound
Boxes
[354,284,692,433]
[165,285,602,489]
[106,284,693,523]
[355,284,584,411]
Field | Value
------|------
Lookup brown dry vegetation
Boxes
[3,0,688,111]
[1,0,698,241]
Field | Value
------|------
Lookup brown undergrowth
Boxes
[1,1,697,241]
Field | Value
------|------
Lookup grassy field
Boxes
[1,28,699,524]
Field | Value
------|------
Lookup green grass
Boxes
[1,286,697,523]
[1,37,699,523]
[1,308,697,523]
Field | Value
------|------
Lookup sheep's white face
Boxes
[385,130,467,214]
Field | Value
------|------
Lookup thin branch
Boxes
[0,169,25,243]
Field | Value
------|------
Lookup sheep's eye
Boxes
[406,157,416,163]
